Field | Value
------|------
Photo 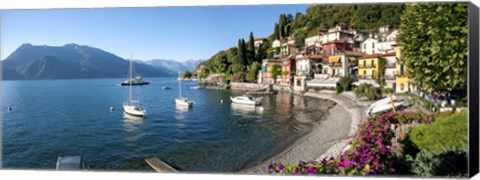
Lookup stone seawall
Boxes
[230,82,293,92]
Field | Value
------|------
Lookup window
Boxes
[330,48,334,55]
[400,83,405,91]
[400,64,404,75]
[363,60,366,67]
[372,42,375,48]
[364,43,366,50]
[371,60,374,67]
[363,70,366,75]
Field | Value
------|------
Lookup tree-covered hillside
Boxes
[198,4,405,83]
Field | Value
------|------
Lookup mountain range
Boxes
[1,43,203,80]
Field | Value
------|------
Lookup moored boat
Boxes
[123,57,146,117]
[121,75,150,86]
[230,95,262,106]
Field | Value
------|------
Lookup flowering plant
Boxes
[268,111,434,176]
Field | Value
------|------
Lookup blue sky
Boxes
[1,5,309,61]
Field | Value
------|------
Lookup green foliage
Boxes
[246,62,261,82]
[408,112,468,155]
[398,3,468,92]
[354,83,382,100]
[381,88,393,94]
[271,65,282,81]
[404,149,440,177]
[247,32,256,65]
[336,76,353,94]
[181,71,192,79]
[336,85,344,94]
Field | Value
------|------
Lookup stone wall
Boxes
[230,82,268,91]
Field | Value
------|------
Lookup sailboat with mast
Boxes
[175,71,194,107]
[123,56,146,117]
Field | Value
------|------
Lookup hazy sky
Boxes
[0,5,309,61]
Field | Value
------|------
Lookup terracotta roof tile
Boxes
[358,54,382,60]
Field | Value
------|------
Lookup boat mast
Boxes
[129,56,133,103]
[179,71,182,98]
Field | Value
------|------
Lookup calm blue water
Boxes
[1,77,334,172]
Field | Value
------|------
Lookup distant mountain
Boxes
[139,59,204,76]
[1,43,168,80]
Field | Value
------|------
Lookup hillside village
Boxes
[254,25,415,94]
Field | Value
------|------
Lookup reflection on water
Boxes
[123,112,144,142]
[231,103,264,117]
[175,104,189,121]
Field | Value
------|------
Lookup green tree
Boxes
[354,83,382,100]
[247,32,256,65]
[237,38,248,66]
[398,3,468,93]
[246,61,261,82]
[271,64,282,83]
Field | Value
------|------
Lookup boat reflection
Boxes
[175,104,189,120]
[231,103,264,116]
[122,112,144,142]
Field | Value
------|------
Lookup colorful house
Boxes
[382,52,397,91]
[357,54,382,80]
[280,56,296,86]
[259,58,282,84]
[328,51,364,77]
[394,44,417,93]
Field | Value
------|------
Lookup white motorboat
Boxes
[175,71,194,107]
[230,95,262,106]
[123,56,146,117]
[365,95,404,116]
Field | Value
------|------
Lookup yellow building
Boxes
[394,44,417,93]
[357,54,382,80]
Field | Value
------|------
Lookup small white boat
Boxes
[175,97,193,107]
[190,86,202,90]
[230,95,262,106]
[365,95,404,116]
[175,71,194,107]
[123,56,146,117]
[162,86,172,90]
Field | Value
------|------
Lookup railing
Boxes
[357,75,374,79]
[359,64,376,68]
[384,75,396,80]
[329,62,342,67]
[385,63,396,68]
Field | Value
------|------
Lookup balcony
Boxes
[359,64,376,69]
[329,62,342,67]
[385,63,396,68]
[357,75,374,79]
[384,75,396,80]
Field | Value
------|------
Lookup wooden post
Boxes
[389,94,404,140]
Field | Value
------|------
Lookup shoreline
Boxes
[241,91,367,174]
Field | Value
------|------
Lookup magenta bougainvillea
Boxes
[268,111,435,176]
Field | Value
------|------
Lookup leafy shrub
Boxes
[404,149,440,177]
[408,112,467,155]
[381,88,393,94]
[355,83,382,101]
[337,77,353,94]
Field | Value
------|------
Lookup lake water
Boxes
[1,77,334,172]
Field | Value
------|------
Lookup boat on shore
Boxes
[121,75,150,86]
[230,95,262,106]
[365,95,405,116]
